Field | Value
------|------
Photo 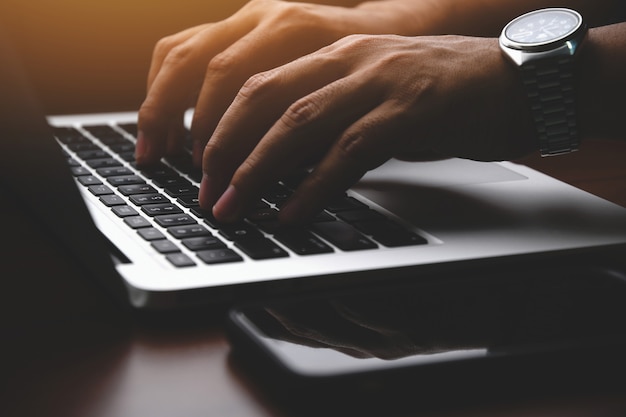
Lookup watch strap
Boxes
[520,56,579,156]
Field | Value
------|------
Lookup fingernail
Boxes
[213,185,241,221]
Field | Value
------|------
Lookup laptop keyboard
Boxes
[53,122,427,268]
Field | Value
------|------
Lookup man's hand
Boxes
[136,0,413,167]
[202,34,536,223]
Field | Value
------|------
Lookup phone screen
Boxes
[227,266,626,385]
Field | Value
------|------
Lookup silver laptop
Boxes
[3,36,626,310]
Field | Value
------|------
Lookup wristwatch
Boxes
[499,8,587,156]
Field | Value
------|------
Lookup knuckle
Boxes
[153,35,178,57]
[336,130,366,161]
[336,124,386,169]
[237,71,277,100]
[280,96,322,130]
[205,51,236,76]
[161,43,195,68]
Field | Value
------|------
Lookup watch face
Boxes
[505,8,581,46]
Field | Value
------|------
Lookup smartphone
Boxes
[226,265,626,397]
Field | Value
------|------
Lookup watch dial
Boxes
[506,9,580,44]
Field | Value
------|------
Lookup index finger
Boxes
[137,19,256,165]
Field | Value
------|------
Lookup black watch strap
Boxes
[520,56,579,156]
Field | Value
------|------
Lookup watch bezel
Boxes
[500,8,585,53]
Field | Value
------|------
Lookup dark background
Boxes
[0,0,247,114]
[0,0,361,115]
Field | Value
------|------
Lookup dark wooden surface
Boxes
[2,139,625,417]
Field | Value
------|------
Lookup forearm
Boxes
[578,23,626,142]
[351,0,624,36]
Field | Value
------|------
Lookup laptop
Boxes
[2,34,626,311]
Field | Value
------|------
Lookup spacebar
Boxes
[311,222,377,251]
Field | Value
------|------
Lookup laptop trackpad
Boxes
[352,158,528,230]
[358,158,526,188]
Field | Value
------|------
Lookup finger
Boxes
[146,24,210,92]
[197,68,336,213]
[137,20,256,165]
[190,22,339,165]
[210,72,381,222]
[198,46,351,212]
[280,103,405,224]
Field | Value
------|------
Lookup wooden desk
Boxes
[2,140,625,417]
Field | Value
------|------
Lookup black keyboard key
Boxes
[77,176,102,186]
[140,164,176,179]
[154,213,196,227]
[96,166,134,177]
[190,206,215,220]
[118,184,157,196]
[168,224,212,239]
[86,158,122,169]
[235,238,289,260]
[182,236,226,251]
[111,205,139,218]
[152,176,184,188]
[77,149,110,160]
[68,142,100,152]
[70,166,91,176]
[275,229,334,255]
[352,220,428,247]
[109,143,135,153]
[151,239,180,254]
[177,195,200,208]
[118,123,138,137]
[138,227,166,241]
[129,193,168,206]
[197,248,243,264]
[164,182,198,197]
[218,223,264,241]
[118,151,136,163]
[82,124,127,143]
[100,194,126,206]
[107,175,145,186]
[88,184,114,196]
[66,156,80,166]
[124,216,152,229]
[141,203,183,216]
[166,253,197,267]
[53,127,88,144]
[311,222,377,251]
[245,207,279,223]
